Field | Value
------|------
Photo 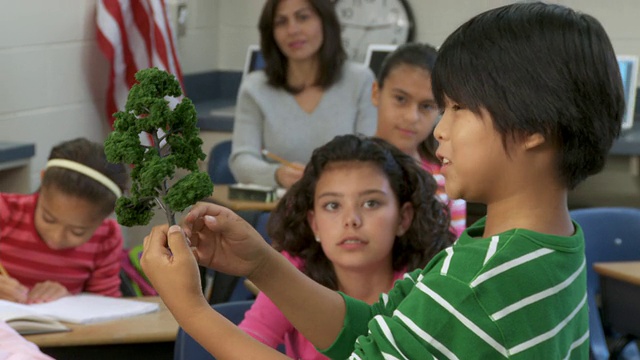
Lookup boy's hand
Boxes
[182,203,275,278]
[141,224,205,313]
[27,281,69,304]
[0,276,28,303]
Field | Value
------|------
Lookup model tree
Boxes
[104,67,213,227]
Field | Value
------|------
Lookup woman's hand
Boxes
[182,203,275,278]
[0,276,28,303]
[275,163,304,189]
[27,281,69,304]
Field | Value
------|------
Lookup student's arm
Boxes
[141,224,289,359]
[0,276,28,303]
[26,281,69,304]
[143,203,348,351]
[0,194,29,303]
[237,252,304,349]
[188,203,347,349]
[238,291,291,349]
[247,249,346,350]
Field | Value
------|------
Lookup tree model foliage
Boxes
[104,67,213,227]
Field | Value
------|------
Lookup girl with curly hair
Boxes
[238,134,455,359]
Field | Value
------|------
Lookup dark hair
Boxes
[378,42,439,164]
[41,138,128,216]
[268,134,455,290]
[432,2,624,189]
[258,0,346,93]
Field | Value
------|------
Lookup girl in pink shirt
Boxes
[238,135,455,359]
[373,43,467,237]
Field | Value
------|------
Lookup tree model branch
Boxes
[104,67,213,227]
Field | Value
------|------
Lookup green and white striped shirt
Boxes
[322,217,588,359]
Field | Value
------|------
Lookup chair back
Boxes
[207,140,236,184]
[204,213,270,305]
[174,300,255,360]
[254,211,272,245]
[570,207,640,360]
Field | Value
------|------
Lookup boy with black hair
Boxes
[141,2,623,359]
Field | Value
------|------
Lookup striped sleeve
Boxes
[320,269,423,359]
[333,226,589,359]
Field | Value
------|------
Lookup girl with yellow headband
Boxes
[0,138,128,304]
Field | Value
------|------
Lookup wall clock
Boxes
[334,0,416,62]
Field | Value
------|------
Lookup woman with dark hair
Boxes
[229,0,377,189]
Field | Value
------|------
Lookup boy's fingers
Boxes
[144,225,169,252]
[186,202,229,224]
[203,215,218,231]
[187,203,214,220]
[166,225,191,257]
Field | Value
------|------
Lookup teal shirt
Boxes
[322,217,589,359]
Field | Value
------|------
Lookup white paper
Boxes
[0,294,159,324]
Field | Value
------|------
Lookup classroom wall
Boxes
[0,0,638,245]
[205,0,640,72]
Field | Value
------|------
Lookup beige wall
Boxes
[206,0,640,71]
[0,0,638,244]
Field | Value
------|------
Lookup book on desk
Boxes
[0,309,70,335]
[227,183,285,203]
[0,294,159,335]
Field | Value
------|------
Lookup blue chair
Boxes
[204,212,271,304]
[254,211,272,245]
[225,212,273,301]
[207,140,236,184]
[570,207,640,360]
[174,300,255,360]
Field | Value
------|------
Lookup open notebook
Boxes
[0,294,159,334]
[0,309,70,335]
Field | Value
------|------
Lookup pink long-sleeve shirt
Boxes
[239,252,405,359]
[422,159,467,237]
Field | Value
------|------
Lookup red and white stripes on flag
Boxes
[96,0,184,131]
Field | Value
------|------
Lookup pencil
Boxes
[261,149,305,170]
[0,261,9,277]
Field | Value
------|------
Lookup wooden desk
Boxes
[593,261,640,356]
[208,184,279,212]
[594,261,640,286]
[26,296,178,360]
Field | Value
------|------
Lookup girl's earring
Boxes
[315,236,321,243]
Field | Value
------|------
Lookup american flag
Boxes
[96,0,184,131]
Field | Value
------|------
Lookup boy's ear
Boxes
[371,81,380,107]
[523,132,546,150]
[396,202,414,237]
[40,169,45,180]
